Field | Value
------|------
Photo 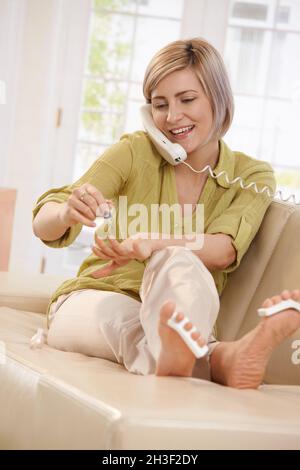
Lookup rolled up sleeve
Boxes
[32,186,81,248]
[32,136,133,248]
[206,165,276,273]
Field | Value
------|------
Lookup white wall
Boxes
[3,0,61,273]
[1,0,90,274]
[181,0,230,53]
[0,0,26,187]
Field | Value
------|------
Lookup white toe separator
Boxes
[257,299,300,317]
[167,312,209,359]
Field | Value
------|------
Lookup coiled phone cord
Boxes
[182,161,300,205]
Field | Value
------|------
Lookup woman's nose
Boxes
[166,106,184,123]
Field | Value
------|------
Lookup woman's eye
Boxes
[154,98,195,109]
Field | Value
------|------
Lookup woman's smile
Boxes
[169,125,195,140]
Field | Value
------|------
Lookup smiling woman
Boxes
[31,37,300,390]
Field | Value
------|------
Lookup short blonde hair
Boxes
[143,38,234,140]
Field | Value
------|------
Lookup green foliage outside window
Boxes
[94,0,135,11]
[275,170,300,190]
[80,0,134,144]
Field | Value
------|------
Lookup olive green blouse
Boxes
[33,131,276,321]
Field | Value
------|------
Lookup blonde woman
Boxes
[33,38,300,389]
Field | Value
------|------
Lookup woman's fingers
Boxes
[106,199,114,209]
[92,244,130,264]
[92,237,132,274]
[83,184,107,208]
[95,236,119,258]
[92,245,112,260]
[70,195,96,220]
[91,237,147,280]
[69,208,96,227]
[107,237,132,257]
[72,184,113,220]
[73,187,97,215]
[83,185,113,216]
[95,236,133,261]
[92,236,152,273]
[60,183,115,228]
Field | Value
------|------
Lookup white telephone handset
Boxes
[140,104,299,205]
[140,104,187,165]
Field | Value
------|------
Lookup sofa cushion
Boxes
[1,306,300,450]
[218,201,300,385]
[0,271,68,313]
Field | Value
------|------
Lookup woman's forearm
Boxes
[151,233,236,271]
[195,233,236,270]
[32,202,70,241]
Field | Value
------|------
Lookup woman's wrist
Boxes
[150,237,184,251]
[131,233,193,253]
[150,238,162,252]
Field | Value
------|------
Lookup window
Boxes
[73,0,184,180]
[224,0,300,202]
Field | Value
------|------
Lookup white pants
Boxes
[47,247,220,378]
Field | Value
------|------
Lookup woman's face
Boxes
[151,68,214,154]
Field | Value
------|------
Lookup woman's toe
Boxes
[197,336,206,348]
[184,322,193,331]
[271,295,284,304]
[175,312,184,322]
[292,289,300,300]
[191,331,201,341]
[261,298,273,308]
[281,289,291,300]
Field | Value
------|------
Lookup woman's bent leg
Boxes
[47,289,156,375]
[47,247,220,378]
[139,246,220,378]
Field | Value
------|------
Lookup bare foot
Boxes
[211,289,300,389]
[155,300,207,377]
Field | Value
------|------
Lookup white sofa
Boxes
[0,200,300,450]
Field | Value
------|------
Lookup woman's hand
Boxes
[90,234,154,279]
[58,183,113,228]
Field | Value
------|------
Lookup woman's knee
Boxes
[147,245,209,277]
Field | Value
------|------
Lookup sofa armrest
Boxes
[0,271,68,314]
